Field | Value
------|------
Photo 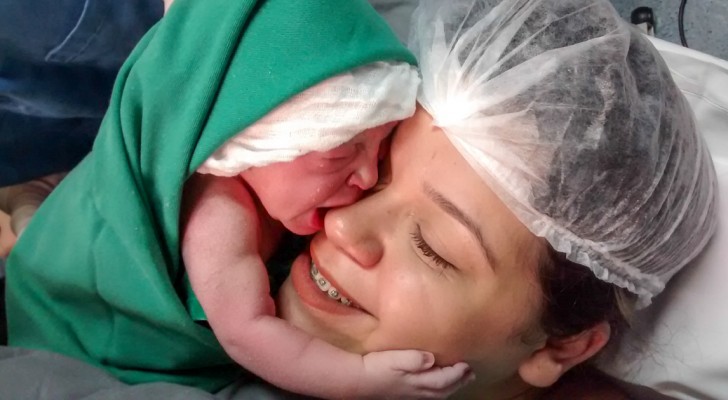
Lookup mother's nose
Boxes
[323,201,383,268]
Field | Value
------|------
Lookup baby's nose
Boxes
[347,152,379,190]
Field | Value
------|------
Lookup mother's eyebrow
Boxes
[423,183,496,269]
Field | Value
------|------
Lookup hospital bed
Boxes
[603,36,728,400]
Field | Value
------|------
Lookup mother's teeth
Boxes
[310,261,354,307]
[316,276,331,292]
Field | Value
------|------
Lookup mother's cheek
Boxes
[368,271,443,347]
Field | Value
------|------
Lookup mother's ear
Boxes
[517,321,611,387]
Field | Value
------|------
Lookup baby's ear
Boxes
[517,321,611,387]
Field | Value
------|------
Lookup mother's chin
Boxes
[276,251,367,354]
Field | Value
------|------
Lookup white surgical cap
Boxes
[411,0,718,307]
[198,61,419,175]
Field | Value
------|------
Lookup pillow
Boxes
[604,37,728,400]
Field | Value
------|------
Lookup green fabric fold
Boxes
[6,0,415,391]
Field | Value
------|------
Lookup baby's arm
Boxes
[181,174,471,399]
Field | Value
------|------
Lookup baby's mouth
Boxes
[311,208,327,231]
[309,260,360,309]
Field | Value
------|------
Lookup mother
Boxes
[276,0,717,398]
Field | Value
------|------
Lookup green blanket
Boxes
[5,0,415,392]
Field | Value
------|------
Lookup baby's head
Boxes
[198,61,420,235]
[240,122,396,235]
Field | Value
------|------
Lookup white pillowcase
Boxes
[604,36,728,400]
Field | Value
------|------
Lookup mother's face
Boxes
[277,107,547,383]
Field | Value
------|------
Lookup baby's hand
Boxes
[356,350,473,399]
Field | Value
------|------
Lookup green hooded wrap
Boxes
[5,0,415,392]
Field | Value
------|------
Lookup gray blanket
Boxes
[0,346,310,400]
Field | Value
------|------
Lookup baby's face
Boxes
[240,122,396,235]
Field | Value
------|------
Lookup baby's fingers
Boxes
[366,349,436,373]
[408,362,474,398]
[359,352,472,399]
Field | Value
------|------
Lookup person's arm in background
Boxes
[0,212,13,260]
[0,0,164,188]
[0,0,165,243]
[0,173,65,239]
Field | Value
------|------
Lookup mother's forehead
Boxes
[390,109,544,269]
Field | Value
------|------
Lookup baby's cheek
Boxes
[320,179,364,208]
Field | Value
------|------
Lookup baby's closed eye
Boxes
[321,143,357,161]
